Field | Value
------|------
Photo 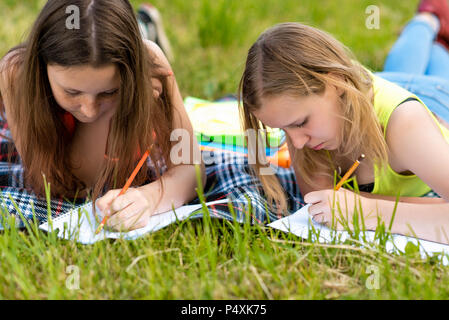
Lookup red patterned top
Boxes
[61,111,76,137]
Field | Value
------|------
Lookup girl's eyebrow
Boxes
[63,87,119,93]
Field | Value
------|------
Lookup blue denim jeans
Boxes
[376,72,449,122]
[377,17,449,122]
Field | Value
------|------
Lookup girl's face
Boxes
[254,84,343,151]
[47,64,121,123]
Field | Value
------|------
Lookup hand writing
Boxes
[96,186,155,231]
[304,188,375,231]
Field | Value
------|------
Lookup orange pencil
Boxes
[95,149,150,234]
[334,154,365,191]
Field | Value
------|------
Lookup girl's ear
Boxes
[327,72,345,97]
[335,85,345,98]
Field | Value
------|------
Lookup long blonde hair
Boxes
[0,0,174,208]
[238,22,388,213]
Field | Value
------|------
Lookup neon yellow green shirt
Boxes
[371,74,449,196]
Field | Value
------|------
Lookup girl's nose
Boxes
[288,130,310,150]
[80,96,99,118]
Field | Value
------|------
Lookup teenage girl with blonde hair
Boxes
[0,0,204,231]
[239,1,449,244]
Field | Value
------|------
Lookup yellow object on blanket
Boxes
[184,96,284,148]
[184,97,291,168]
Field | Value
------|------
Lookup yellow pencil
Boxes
[334,154,365,191]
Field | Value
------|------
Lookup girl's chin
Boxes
[77,116,98,123]
[76,111,112,123]
[323,141,339,151]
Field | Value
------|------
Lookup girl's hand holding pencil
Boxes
[304,154,383,230]
[95,149,155,233]
[304,188,377,231]
[96,186,156,231]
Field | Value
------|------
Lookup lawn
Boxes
[1,0,449,300]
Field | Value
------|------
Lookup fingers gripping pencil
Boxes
[95,149,150,234]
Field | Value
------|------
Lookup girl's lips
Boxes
[312,142,325,150]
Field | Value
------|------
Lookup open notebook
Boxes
[268,204,449,265]
[39,199,449,264]
[39,199,228,244]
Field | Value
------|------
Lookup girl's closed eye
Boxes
[296,118,308,128]
[100,89,119,97]
[65,90,81,97]
[64,89,119,97]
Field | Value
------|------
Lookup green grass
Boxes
[1,168,449,300]
[2,0,449,300]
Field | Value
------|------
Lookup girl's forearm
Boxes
[369,198,449,244]
[360,191,447,204]
[139,163,206,214]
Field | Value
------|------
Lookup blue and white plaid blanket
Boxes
[195,151,304,223]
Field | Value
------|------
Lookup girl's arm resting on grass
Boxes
[136,78,205,214]
[141,40,206,208]
[306,189,449,244]
[366,197,449,244]
[359,191,448,204]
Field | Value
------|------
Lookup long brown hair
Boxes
[0,0,174,208]
[239,22,388,213]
